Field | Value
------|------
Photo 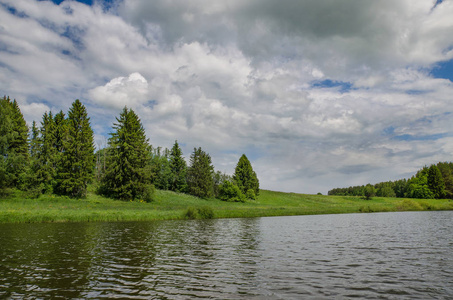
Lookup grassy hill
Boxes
[1,188,452,223]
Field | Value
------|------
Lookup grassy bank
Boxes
[1,188,452,223]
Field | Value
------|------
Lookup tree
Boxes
[427,164,445,199]
[187,147,214,198]
[363,184,376,200]
[55,100,95,198]
[0,96,30,189]
[100,107,152,200]
[169,140,187,193]
[233,154,259,198]
[149,146,172,190]
[34,111,57,193]
[436,162,453,199]
[218,180,245,202]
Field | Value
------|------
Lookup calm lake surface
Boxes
[1,211,452,299]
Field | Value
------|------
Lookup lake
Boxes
[1,211,452,299]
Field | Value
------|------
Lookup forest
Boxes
[0,96,259,202]
[328,162,453,199]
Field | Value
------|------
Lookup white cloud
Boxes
[1,0,453,194]
[89,72,149,109]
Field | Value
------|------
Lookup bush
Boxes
[219,181,246,202]
[397,199,423,211]
[246,189,256,200]
[197,206,214,219]
[184,206,215,219]
[142,184,156,203]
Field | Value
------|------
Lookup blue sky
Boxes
[1,0,453,194]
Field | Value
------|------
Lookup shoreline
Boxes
[1,189,452,224]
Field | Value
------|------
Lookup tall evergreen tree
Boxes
[100,107,151,200]
[427,164,445,199]
[169,140,187,193]
[0,97,13,189]
[35,111,57,193]
[187,147,214,198]
[233,154,259,197]
[0,96,30,189]
[55,100,95,198]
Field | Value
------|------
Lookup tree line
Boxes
[328,162,453,199]
[0,96,259,202]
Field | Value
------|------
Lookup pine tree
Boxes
[233,154,259,198]
[169,140,187,193]
[187,147,214,198]
[427,164,445,199]
[55,100,95,198]
[100,107,151,200]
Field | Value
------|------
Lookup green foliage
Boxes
[437,162,453,199]
[246,189,256,200]
[142,184,156,203]
[183,206,215,219]
[0,96,30,190]
[149,147,172,190]
[187,147,214,198]
[233,154,259,196]
[363,184,376,200]
[219,180,245,202]
[329,162,453,199]
[100,107,151,200]
[169,140,187,193]
[427,164,445,199]
[55,100,95,198]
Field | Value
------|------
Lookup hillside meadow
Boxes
[1,187,453,223]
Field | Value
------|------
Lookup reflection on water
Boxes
[1,211,452,299]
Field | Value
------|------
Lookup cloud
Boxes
[89,72,149,109]
[1,0,453,194]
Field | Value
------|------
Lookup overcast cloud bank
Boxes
[1,0,453,193]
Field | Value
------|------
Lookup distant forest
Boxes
[328,162,453,199]
[0,96,259,202]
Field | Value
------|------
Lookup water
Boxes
[1,211,452,299]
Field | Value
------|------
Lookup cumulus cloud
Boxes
[89,72,149,109]
[1,0,453,193]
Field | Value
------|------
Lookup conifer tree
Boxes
[0,96,30,189]
[35,111,57,193]
[101,107,151,200]
[233,154,259,198]
[187,147,214,198]
[55,100,95,198]
[427,164,445,199]
[169,140,187,193]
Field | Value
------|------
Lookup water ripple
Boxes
[1,211,453,299]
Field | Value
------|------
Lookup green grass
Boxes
[1,188,452,223]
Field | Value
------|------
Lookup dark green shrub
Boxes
[142,184,156,203]
[219,181,245,202]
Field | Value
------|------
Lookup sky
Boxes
[1,0,453,194]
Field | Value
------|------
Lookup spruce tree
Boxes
[169,140,187,193]
[101,107,151,200]
[0,97,12,189]
[427,164,445,199]
[56,100,95,198]
[35,111,57,193]
[0,96,30,189]
[233,154,259,198]
[187,147,214,198]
